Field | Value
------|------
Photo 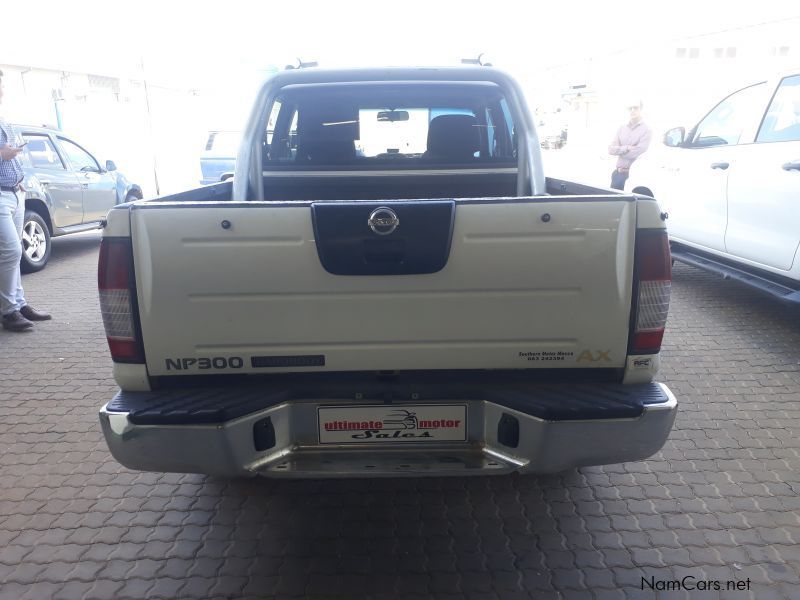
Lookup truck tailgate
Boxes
[130,198,636,377]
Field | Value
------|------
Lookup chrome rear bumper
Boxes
[100,383,676,477]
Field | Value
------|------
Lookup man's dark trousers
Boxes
[610,168,629,190]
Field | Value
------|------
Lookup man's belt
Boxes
[0,184,21,192]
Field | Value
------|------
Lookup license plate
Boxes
[318,404,467,444]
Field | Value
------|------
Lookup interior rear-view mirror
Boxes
[377,110,410,122]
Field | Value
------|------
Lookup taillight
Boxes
[98,238,144,363]
[630,229,671,354]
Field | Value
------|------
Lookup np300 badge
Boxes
[368,207,399,235]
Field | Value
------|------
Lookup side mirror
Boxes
[663,127,685,147]
[105,160,117,172]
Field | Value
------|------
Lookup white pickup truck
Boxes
[98,66,676,478]
[628,70,800,302]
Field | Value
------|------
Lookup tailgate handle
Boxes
[710,162,729,170]
[364,251,405,265]
[363,239,405,265]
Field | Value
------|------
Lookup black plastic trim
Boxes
[545,176,634,199]
[311,200,455,275]
[497,413,520,448]
[252,355,325,368]
[253,416,277,451]
[671,243,800,303]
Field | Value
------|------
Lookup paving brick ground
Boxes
[1,230,799,599]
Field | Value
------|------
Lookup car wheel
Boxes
[20,211,51,273]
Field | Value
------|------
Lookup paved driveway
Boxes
[0,231,798,599]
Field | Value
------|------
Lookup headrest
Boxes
[298,103,359,142]
[296,103,359,163]
[426,114,480,161]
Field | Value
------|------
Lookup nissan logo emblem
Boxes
[368,207,399,235]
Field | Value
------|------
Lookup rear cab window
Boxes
[263,81,518,170]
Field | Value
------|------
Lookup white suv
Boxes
[628,70,800,302]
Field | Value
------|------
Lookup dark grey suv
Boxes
[16,125,143,272]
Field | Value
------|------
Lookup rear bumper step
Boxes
[100,383,677,477]
[105,380,668,425]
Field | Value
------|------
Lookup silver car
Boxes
[15,125,143,272]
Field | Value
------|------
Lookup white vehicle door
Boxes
[666,83,767,252]
[658,138,730,251]
[725,75,800,271]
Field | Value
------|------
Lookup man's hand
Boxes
[0,144,23,161]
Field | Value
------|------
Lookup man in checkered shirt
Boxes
[0,70,51,331]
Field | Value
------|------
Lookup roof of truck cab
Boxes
[265,66,520,87]
[12,124,60,133]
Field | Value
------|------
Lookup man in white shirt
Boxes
[608,100,652,190]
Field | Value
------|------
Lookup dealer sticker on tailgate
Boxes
[318,404,467,444]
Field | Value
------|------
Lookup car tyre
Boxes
[20,210,51,273]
